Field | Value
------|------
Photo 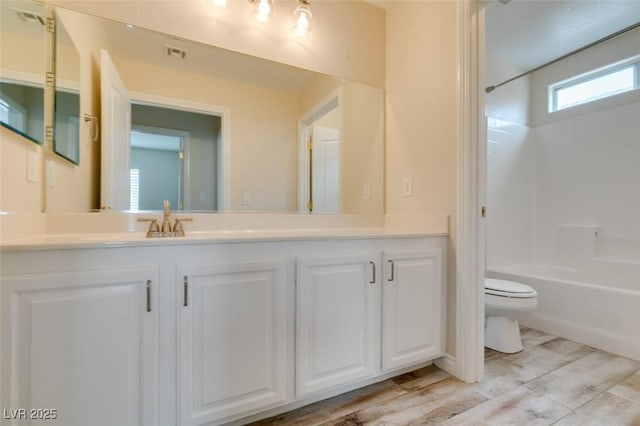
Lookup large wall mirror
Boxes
[47,7,384,214]
[0,0,45,145]
[53,13,80,164]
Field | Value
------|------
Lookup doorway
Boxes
[299,90,341,214]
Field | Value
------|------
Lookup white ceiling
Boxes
[486,0,640,71]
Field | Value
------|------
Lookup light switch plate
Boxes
[46,159,55,188]
[402,177,413,197]
[363,183,371,200]
[27,151,38,183]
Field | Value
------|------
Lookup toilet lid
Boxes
[485,278,537,298]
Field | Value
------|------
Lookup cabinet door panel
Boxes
[178,261,286,426]
[383,249,443,371]
[1,268,158,426]
[296,254,379,397]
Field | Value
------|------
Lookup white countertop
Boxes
[0,227,448,251]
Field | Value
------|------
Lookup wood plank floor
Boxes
[245,327,640,425]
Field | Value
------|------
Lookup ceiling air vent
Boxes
[13,8,45,26]
[165,45,187,59]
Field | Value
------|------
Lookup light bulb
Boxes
[210,0,228,7]
[292,1,312,36]
[253,0,273,23]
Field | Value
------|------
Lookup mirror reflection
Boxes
[54,12,80,164]
[0,0,45,145]
[49,8,384,214]
[130,104,221,211]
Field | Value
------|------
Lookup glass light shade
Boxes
[210,0,228,7]
[251,0,274,23]
[292,2,312,36]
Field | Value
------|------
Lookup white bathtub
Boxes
[487,263,640,361]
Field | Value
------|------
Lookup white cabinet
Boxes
[177,260,287,426]
[296,254,380,397]
[1,268,159,426]
[0,234,446,425]
[382,249,444,371]
[296,247,445,397]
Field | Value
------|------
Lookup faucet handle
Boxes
[137,218,161,237]
[172,217,192,237]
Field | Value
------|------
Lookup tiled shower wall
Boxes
[487,101,640,269]
[535,102,640,265]
[486,118,536,268]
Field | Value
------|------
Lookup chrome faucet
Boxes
[138,200,192,237]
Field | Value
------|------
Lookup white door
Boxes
[382,249,444,371]
[311,125,340,213]
[296,254,380,397]
[178,261,287,425]
[101,49,131,211]
[1,268,159,426]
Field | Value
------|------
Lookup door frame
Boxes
[129,91,231,211]
[297,87,342,213]
[439,0,487,383]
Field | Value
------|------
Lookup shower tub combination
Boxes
[487,259,640,361]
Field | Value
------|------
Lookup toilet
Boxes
[484,278,538,353]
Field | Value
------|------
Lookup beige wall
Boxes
[385,1,457,218]
[299,76,384,214]
[114,57,300,212]
[340,82,384,214]
[45,8,108,211]
[384,1,459,356]
[1,32,44,79]
[47,0,386,89]
[0,127,43,212]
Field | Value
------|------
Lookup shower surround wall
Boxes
[535,102,640,267]
[486,98,640,361]
[486,25,640,359]
[487,102,640,360]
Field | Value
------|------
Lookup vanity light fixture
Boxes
[292,0,312,37]
[249,0,274,23]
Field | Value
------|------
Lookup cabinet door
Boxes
[296,254,380,397]
[382,249,444,371]
[1,268,159,426]
[178,261,287,426]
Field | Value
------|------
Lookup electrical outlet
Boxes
[242,192,252,205]
[402,177,413,197]
[363,184,371,200]
[27,151,38,183]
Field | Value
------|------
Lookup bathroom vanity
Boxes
[0,229,447,426]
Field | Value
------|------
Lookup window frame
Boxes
[549,56,640,113]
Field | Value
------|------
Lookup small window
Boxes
[549,57,640,112]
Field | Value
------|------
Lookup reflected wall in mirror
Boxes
[0,0,45,145]
[49,7,384,214]
[54,12,80,164]
[130,104,221,211]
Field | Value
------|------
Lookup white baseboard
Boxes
[434,354,457,377]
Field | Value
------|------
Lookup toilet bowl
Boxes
[485,278,537,353]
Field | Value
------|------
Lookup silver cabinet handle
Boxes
[146,280,152,312]
[183,276,189,307]
[369,261,376,284]
[388,260,395,282]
